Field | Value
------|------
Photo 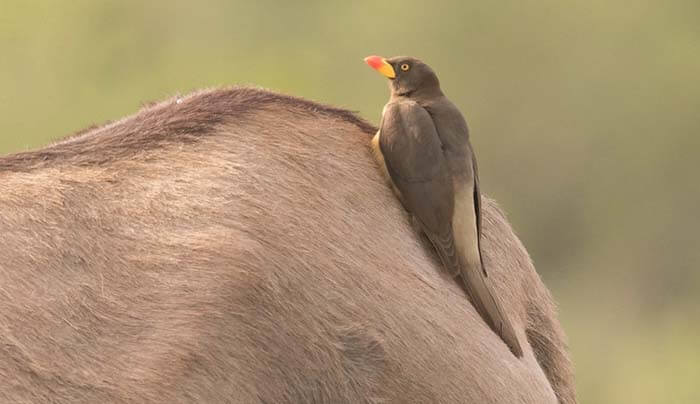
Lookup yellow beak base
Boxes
[375,61,396,79]
[364,56,396,79]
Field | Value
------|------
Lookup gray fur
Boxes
[0,87,575,403]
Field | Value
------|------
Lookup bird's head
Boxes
[364,55,442,98]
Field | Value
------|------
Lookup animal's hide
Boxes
[0,87,575,403]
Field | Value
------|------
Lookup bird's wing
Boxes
[470,149,487,276]
[379,101,460,276]
[454,138,524,357]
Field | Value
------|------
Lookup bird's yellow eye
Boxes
[400,64,410,71]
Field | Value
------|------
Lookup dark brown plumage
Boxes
[366,55,523,357]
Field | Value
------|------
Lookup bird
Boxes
[364,55,523,357]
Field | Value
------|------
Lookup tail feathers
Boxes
[417,220,523,357]
[461,264,524,357]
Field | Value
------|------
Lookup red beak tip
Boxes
[364,55,383,69]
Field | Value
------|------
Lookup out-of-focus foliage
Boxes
[1,1,698,402]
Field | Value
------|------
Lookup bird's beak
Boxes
[364,55,396,79]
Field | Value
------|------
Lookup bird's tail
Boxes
[460,258,524,357]
[417,219,523,357]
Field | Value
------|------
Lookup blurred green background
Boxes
[1,1,698,402]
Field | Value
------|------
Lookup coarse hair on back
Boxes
[0,86,375,172]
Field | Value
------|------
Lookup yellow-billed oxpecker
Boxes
[365,55,523,357]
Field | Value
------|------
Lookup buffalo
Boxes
[0,87,575,403]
